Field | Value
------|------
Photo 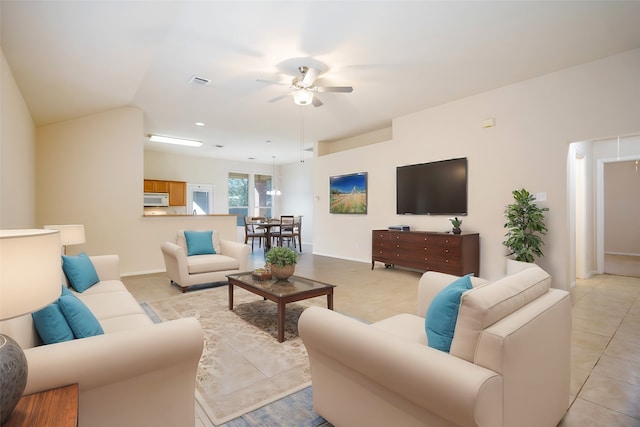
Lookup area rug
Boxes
[143,285,328,426]
[220,386,330,427]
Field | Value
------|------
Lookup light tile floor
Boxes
[123,245,640,426]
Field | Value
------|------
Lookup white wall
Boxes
[144,150,315,244]
[279,158,314,245]
[1,48,37,228]
[144,150,274,215]
[313,49,640,290]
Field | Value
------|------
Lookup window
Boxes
[254,174,273,218]
[228,173,249,226]
[228,172,274,225]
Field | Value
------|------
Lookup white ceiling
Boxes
[2,1,640,165]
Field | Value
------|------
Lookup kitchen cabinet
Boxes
[144,180,186,206]
[168,181,186,206]
[144,180,169,193]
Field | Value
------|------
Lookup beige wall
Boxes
[1,49,37,228]
[313,49,640,290]
[35,108,238,274]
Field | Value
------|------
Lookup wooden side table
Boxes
[4,384,78,427]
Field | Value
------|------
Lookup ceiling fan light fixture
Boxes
[293,89,313,106]
[148,134,202,147]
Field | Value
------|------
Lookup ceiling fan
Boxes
[258,66,353,107]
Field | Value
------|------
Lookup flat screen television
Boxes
[396,157,468,215]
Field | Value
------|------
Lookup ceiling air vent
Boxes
[188,75,211,86]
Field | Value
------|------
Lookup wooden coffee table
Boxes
[227,272,335,342]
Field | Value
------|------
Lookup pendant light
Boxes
[266,156,281,196]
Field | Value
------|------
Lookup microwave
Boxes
[144,192,169,207]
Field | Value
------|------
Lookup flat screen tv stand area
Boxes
[372,230,480,276]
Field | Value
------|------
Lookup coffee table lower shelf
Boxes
[227,272,335,342]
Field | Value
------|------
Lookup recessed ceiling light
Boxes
[215,144,224,148]
[148,134,202,147]
[195,122,205,127]
[248,157,256,160]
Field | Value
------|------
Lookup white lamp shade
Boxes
[0,229,62,320]
[44,224,85,246]
[293,89,313,106]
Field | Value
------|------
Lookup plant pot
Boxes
[270,264,295,280]
[452,227,461,235]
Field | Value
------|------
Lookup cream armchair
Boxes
[299,265,571,427]
[161,229,250,292]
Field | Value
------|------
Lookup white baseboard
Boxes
[121,268,166,277]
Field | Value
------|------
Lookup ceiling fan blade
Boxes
[312,96,323,107]
[316,86,353,93]
[302,67,319,87]
[257,78,290,87]
[268,94,291,103]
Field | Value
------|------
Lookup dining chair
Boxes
[243,216,266,251]
[278,215,298,249]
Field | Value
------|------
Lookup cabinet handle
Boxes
[445,249,449,253]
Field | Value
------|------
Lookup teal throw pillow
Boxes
[62,252,100,292]
[58,294,104,339]
[425,274,474,352]
[32,302,74,344]
[184,230,216,256]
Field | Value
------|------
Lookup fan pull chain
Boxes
[300,109,305,163]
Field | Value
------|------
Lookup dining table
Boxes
[253,220,280,251]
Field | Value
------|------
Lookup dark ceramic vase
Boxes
[0,334,28,424]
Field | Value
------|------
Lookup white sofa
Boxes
[161,229,250,292]
[299,264,571,427]
[0,255,204,427]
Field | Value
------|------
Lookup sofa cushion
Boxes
[425,274,473,352]
[373,313,427,345]
[78,291,146,321]
[58,294,104,339]
[186,254,240,274]
[184,230,216,256]
[62,252,100,292]
[31,302,74,344]
[450,265,551,362]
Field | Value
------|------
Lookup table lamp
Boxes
[0,229,61,423]
[44,224,85,254]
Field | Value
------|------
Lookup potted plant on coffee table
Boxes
[503,188,549,263]
[266,246,297,280]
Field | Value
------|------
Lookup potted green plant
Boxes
[265,246,297,280]
[449,217,463,234]
[503,188,549,263]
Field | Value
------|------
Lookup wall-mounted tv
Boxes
[396,157,468,215]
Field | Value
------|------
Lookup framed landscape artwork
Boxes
[329,172,368,214]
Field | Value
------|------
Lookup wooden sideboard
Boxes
[371,230,480,276]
